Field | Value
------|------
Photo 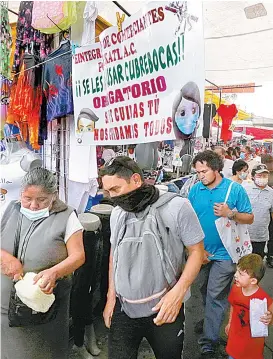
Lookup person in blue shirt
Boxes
[188,150,253,359]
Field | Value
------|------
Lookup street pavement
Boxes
[94,264,273,359]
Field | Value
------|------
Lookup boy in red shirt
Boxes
[225,254,273,359]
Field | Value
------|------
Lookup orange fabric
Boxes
[226,284,273,359]
[7,63,42,149]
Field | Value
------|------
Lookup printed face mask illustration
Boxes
[174,97,199,135]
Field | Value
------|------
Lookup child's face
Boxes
[234,268,257,288]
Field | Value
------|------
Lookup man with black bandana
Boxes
[99,156,204,359]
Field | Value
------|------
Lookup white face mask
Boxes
[238,172,248,180]
[20,206,50,221]
[254,177,268,187]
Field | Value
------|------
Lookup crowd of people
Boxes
[1,147,273,359]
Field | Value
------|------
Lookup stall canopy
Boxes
[204,91,251,121]
[7,1,273,85]
[96,1,273,85]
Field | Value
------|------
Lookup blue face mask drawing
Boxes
[174,97,199,135]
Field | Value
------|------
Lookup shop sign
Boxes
[72,1,204,145]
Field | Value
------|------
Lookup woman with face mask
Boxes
[231,160,249,184]
[1,168,85,359]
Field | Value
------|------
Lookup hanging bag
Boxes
[215,182,252,263]
[8,214,60,327]
[31,1,77,34]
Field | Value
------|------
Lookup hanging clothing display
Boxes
[7,54,43,149]
[217,104,238,142]
[13,1,53,73]
[202,103,216,139]
[43,41,73,122]
[81,2,98,46]
[67,179,98,214]
[0,2,12,79]
[31,1,77,34]
[0,75,12,137]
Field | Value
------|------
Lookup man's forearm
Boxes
[234,212,254,224]
[107,249,116,300]
[172,242,204,299]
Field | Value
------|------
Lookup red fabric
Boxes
[245,127,273,140]
[217,104,238,142]
[226,285,273,359]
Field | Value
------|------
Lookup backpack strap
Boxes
[150,192,181,287]
[151,192,180,210]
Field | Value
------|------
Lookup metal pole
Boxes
[112,1,131,17]
[216,88,222,143]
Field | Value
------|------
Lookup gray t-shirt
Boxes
[110,196,204,249]
[243,182,273,242]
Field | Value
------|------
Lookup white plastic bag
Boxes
[250,298,268,338]
[215,182,252,263]
[14,272,55,313]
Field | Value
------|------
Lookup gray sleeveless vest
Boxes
[1,199,74,314]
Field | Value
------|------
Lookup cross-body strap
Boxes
[13,213,23,258]
[224,182,234,204]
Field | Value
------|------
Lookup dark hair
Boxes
[245,146,252,154]
[235,146,241,157]
[232,160,248,175]
[192,150,224,172]
[237,254,265,283]
[227,147,234,157]
[261,154,273,164]
[99,156,144,182]
[214,146,225,156]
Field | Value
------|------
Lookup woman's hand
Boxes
[103,297,116,328]
[0,250,23,280]
[34,269,58,294]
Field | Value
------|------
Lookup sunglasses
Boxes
[104,157,135,172]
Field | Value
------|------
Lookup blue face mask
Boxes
[175,98,199,135]
[20,206,50,221]
[240,152,245,159]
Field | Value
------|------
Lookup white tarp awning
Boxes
[7,1,273,119]
[7,1,273,85]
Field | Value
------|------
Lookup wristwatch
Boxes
[227,211,236,221]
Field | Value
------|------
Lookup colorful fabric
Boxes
[226,284,273,359]
[0,75,12,137]
[0,2,12,78]
[42,41,73,121]
[217,104,238,142]
[13,1,53,73]
[7,54,42,149]
[32,1,77,34]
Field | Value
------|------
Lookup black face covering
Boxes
[112,184,160,213]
